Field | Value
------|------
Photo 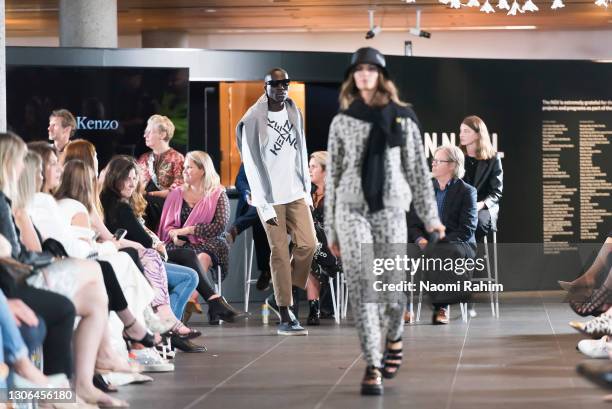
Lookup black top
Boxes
[464,156,479,187]
[100,190,153,248]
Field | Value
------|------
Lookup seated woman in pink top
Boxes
[158,151,230,284]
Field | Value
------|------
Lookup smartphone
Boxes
[177,235,189,242]
[113,229,127,241]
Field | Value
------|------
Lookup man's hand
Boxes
[7,299,38,327]
[416,238,429,251]
[266,217,279,226]
[426,222,446,240]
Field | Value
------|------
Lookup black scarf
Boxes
[343,99,419,213]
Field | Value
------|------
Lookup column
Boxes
[0,0,5,132]
[59,0,117,48]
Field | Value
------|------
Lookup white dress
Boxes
[30,194,155,354]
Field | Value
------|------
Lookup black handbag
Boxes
[42,238,70,258]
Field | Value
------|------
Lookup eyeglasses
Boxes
[432,159,454,165]
[266,79,291,88]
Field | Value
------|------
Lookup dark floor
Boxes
[117,291,612,409]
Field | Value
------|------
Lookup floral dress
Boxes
[137,148,185,191]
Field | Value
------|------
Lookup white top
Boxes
[31,194,115,258]
[242,108,311,220]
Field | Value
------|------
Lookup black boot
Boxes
[307,300,320,326]
[256,270,271,291]
[207,296,248,325]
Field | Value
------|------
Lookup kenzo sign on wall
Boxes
[77,116,119,130]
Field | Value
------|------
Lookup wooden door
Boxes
[219,82,305,186]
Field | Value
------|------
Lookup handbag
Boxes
[0,257,35,285]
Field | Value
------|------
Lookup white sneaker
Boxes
[132,348,175,372]
[577,335,611,358]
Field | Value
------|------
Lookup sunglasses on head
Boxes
[266,79,291,88]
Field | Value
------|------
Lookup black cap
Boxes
[345,47,389,78]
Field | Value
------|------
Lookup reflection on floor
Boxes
[117,291,611,409]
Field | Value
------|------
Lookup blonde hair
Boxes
[148,115,175,142]
[0,132,28,199]
[14,151,43,210]
[309,151,328,171]
[460,115,496,160]
[339,67,408,110]
[55,160,97,213]
[184,151,221,195]
[435,145,465,179]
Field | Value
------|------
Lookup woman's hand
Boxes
[329,242,341,258]
[477,201,485,211]
[118,238,145,251]
[7,299,38,327]
[155,242,168,260]
[168,229,187,247]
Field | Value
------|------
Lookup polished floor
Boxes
[117,291,612,409]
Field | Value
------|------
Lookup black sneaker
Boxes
[265,294,281,320]
[256,270,271,291]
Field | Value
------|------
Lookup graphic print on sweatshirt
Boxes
[267,117,296,156]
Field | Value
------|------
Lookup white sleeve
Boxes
[240,127,277,221]
[29,194,93,259]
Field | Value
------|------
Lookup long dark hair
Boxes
[101,155,147,218]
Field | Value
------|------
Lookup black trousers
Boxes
[233,206,271,274]
[13,285,76,378]
[98,260,128,312]
[119,247,145,274]
[475,209,493,242]
[167,248,217,300]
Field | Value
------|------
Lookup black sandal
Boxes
[122,319,156,348]
[570,285,612,317]
[361,366,384,396]
[381,338,403,379]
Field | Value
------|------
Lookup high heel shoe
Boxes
[569,285,612,317]
[183,298,203,323]
[307,300,320,326]
[207,296,248,325]
[381,337,403,379]
[162,321,202,340]
[361,366,384,396]
[122,319,156,348]
[94,373,117,393]
[558,280,573,291]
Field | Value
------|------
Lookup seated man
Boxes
[227,163,272,291]
[408,144,478,325]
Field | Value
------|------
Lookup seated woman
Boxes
[408,145,477,325]
[157,151,230,292]
[101,155,245,326]
[56,159,203,352]
[136,115,185,231]
[458,115,503,242]
[0,132,127,407]
[306,151,342,326]
[18,149,156,347]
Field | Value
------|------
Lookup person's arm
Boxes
[298,109,313,208]
[12,210,42,253]
[400,116,443,235]
[116,203,154,248]
[239,126,277,222]
[447,186,477,243]
[169,152,185,190]
[324,116,344,248]
[188,192,230,239]
[407,206,427,244]
[483,156,503,210]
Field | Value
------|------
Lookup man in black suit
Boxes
[408,145,478,324]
